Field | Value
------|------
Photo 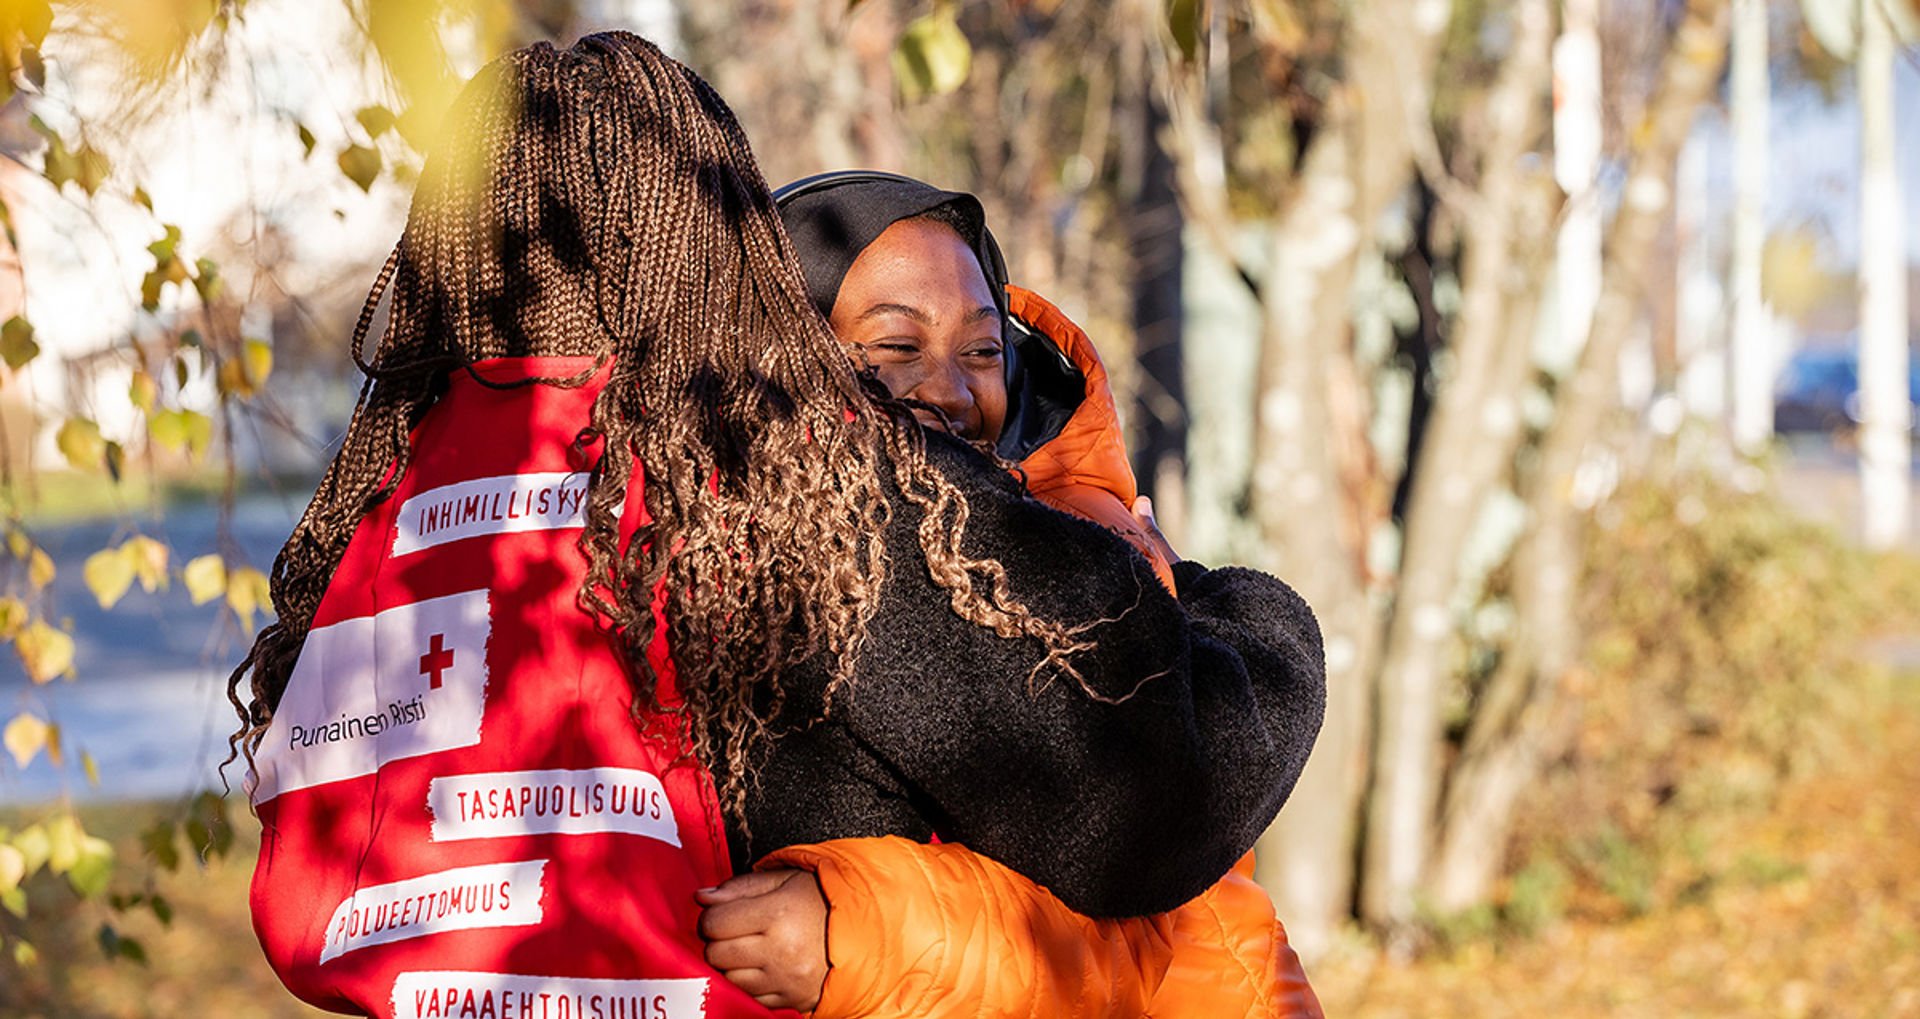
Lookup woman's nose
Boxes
[910,362,975,424]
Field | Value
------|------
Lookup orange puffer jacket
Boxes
[757,287,1322,1018]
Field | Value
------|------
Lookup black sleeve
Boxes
[742,435,1325,918]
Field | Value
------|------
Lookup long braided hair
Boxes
[226,33,1089,818]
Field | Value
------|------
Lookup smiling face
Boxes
[828,216,1007,444]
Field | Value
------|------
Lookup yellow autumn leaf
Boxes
[4,714,49,768]
[0,598,26,639]
[83,545,137,609]
[128,370,158,413]
[182,554,225,605]
[225,566,272,630]
[81,749,98,787]
[6,530,28,560]
[28,548,54,589]
[126,535,168,593]
[12,825,48,873]
[15,622,74,684]
[0,845,23,891]
[149,408,213,457]
[243,339,272,387]
[55,417,105,472]
[215,356,252,398]
[44,814,79,873]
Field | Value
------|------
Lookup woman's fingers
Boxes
[703,933,771,972]
[697,869,830,1013]
[695,869,792,906]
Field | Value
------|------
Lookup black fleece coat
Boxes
[725,433,1326,920]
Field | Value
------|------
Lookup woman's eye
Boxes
[865,340,919,357]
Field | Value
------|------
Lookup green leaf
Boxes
[0,315,39,371]
[98,923,149,964]
[56,417,106,471]
[354,104,397,139]
[1,887,25,919]
[337,143,381,192]
[148,893,173,926]
[892,9,973,100]
[146,224,182,265]
[183,554,226,605]
[4,713,49,767]
[191,256,221,303]
[140,820,180,872]
[296,122,316,157]
[187,791,233,862]
[66,835,113,897]
[84,545,137,609]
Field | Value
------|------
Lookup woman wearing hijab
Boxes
[692,172,1325,1018]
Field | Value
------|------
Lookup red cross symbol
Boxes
[419,633,455,690]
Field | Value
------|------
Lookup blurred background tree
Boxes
[0,0,1916,1013]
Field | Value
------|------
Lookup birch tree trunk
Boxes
[1360,0,1555,931]
[1237,0,1454,954]
[1858,0,1912,550]
[1424,0,1732,915]
[1730,0,1774,455]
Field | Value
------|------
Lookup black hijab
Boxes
[773,171,1081,459]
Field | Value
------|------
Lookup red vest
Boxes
[249,357,779,1019]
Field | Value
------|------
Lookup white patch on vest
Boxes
[391,971,709,1019]
[249,589,490,804]
[428,768,681,846]
[392,472,590,556]
[319,860,546,964]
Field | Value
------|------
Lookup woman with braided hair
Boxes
[233,32,1321,1019]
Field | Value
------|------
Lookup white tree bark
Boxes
[1359,0,1555,932]
[1857,0,1911,549]
[1551,0,1604,374]
[1730,0,1775,455]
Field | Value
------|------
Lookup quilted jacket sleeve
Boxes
[758,838,1326,1019]
[757,837,1176,1019]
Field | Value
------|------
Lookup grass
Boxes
[1311,677,1920,1019]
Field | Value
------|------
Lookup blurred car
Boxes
[1774,346,1920,434]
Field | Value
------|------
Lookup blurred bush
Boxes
[1493,446,1920,933]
